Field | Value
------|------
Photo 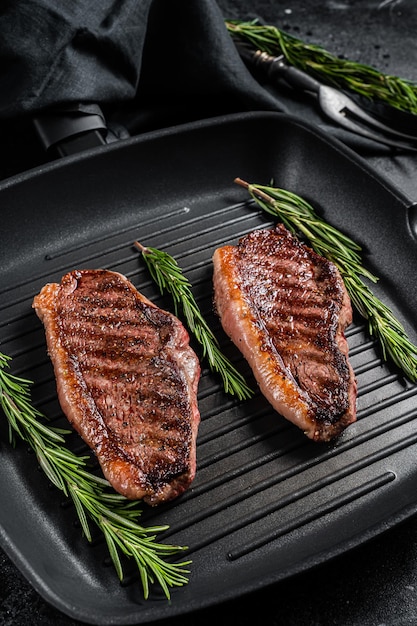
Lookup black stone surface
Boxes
[2,1,417,625]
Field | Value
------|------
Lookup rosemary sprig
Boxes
[235,177,417,382]
[134,241,253,400]
[0,352,190,600]
[226,20,417,115]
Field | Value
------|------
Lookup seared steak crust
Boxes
[213,225,357,441]
[33,269,201,505]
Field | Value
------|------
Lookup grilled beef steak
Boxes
[213,225,357,442]
[33,269,201,505]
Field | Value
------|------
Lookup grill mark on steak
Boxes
[33,269,201,505]
[213,225,357,442]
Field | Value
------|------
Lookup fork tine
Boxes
[330,114,417,151]
[329,89,417,141]
[318,87,417,151]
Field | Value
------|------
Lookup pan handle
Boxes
[33,103,107,157]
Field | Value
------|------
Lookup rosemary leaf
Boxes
[135,241,253,400]
[235,177,417,382]
[0,352,190,599]
[102,522,124,580]
[68,483,93,541]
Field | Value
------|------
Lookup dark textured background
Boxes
[2,1,417,625]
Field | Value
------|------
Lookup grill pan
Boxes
[1,111,417,625]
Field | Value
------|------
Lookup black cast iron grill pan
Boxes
[1,112,417,625]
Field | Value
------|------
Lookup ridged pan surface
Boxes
[1,112,417,625]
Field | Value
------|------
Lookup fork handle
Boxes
[234,38,321,95]
[256,53,321,95]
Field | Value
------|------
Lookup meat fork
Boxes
[235,39,417,151]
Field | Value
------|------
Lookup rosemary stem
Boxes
[135,240,253,400]
[226,20,417,115]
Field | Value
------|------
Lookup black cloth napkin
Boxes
[0,0,280,125]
